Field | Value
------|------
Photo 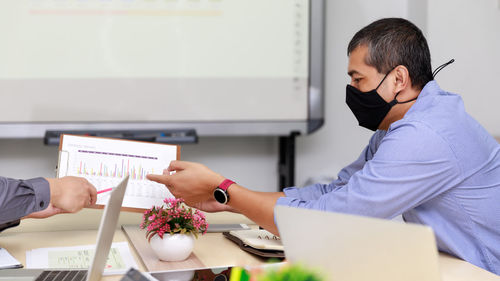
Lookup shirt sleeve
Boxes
[0,177,50,224]
[276,122,463,219]
[282,130,386,201]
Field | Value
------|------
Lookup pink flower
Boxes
[142,197,207,239]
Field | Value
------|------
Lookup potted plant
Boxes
[256,264,324,281]
[140,198,208,262]
[250,263,324,281]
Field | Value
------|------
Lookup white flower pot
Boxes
[149,233,195,262]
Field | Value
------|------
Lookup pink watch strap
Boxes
[218,179,235,191]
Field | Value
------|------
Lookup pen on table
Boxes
[97,188,112,195]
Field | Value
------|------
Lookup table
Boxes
[0,211,499,281]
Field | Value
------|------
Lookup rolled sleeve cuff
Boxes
[276,196,297,207]
[24,177,50,212]
[282,187,300,198]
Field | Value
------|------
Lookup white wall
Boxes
[296,0,410,185]
[1,0,499,194]
[427,0,500,136]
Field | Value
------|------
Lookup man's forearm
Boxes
[226,185,284,235]
[0,177,50,224]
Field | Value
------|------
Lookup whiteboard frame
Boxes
[0,0,325,138]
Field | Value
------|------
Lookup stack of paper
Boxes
[26,242,137,276]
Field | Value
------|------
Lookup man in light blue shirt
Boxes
[278,78,500,273]
[148,18,500,274]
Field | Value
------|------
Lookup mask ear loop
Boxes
[377,66,417,105]
[390,60,455,105]
[388,64,419,105]
[375,66,397,91]
[391,60,454,105]
[389,92,418,106]
[433,59,455,78]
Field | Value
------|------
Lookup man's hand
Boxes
[148,160,284,235]
[45,177,98,213]
[147,161,225,206]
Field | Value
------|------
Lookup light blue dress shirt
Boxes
[277,81,500,274]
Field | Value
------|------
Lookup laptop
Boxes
[0,176,129,281]
[274,205,441,281]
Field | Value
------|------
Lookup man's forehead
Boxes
[347,45,375,76]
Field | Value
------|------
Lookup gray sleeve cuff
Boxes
[24,177,51,212]
[0,219,21,233]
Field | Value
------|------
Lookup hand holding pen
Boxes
[97,188,112,195]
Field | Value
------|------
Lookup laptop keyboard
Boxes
[35,270,87,281]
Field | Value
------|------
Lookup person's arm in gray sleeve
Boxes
[0,176,50,225]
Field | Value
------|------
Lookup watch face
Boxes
[214,188,228,204]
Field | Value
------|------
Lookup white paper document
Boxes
[57,134,178,210]
[0,247,22,269]
[25,242,137,275]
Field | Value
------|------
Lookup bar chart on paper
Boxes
[57,135,178,210]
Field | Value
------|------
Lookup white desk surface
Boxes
[0,210,498,281]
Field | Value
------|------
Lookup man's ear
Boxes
[394,65,411,92]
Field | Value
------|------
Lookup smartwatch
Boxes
[213,179,235,204]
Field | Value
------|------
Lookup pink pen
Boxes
[97,188,113,194]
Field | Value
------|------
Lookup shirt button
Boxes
[40,201,45,208]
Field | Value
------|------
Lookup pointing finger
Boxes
[147,174,171,186]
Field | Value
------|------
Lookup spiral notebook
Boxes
[223,229,284,258]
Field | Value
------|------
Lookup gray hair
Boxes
[348,18,433,89]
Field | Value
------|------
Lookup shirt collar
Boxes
[418,80,441,99]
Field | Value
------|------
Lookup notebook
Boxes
[0,176,130,281]
[227,229,283,251]
[223,229,284,258]
[57,134,179,212]
[274,206,442,281]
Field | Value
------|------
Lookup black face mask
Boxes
[345,59,455,131]
[345,70,416,131]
